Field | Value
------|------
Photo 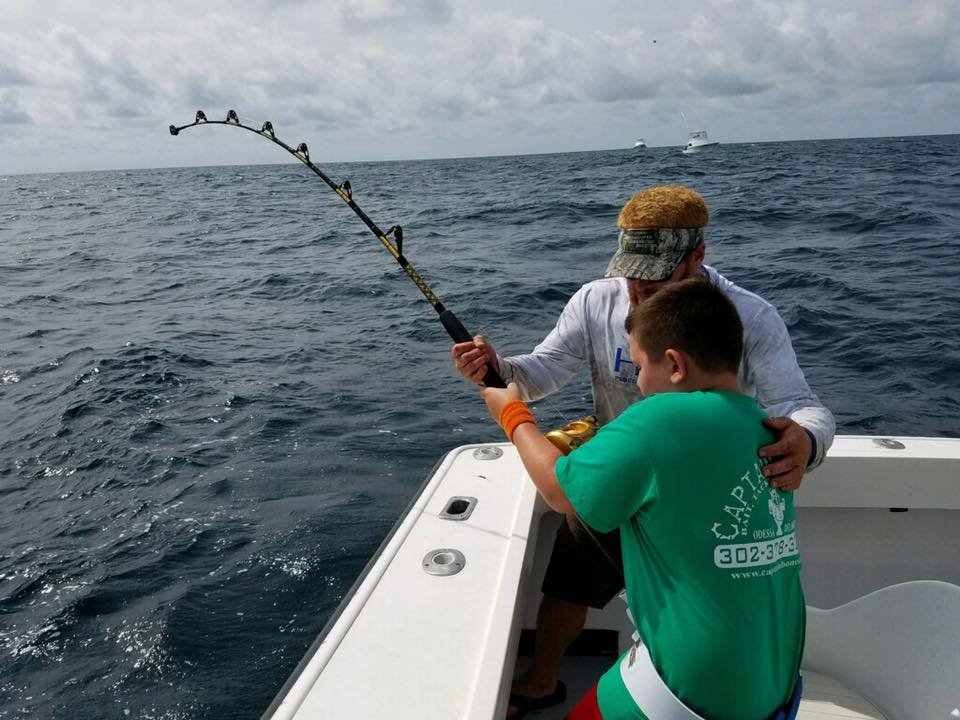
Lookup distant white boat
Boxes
[682,129,718,154]
[632,138,647,149]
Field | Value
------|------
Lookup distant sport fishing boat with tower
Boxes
[680,111,719,154]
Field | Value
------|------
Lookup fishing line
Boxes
[169,109,506,389]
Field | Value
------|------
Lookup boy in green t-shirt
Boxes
[483,278,804,720]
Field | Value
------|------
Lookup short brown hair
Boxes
[617,185,709,230]
[625,278,743,374]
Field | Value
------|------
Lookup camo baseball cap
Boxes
[605,227,705,282]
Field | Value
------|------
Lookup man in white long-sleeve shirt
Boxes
[452,184,835,719]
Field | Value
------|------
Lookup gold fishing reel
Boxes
[544,415,599,456]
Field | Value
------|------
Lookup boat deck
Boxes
[264,436,960,720]
[512,653,608,719]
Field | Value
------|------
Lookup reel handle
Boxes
[439,310,506,389]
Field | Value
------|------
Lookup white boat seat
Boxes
[802,580,960,720]
[797,671,886,719]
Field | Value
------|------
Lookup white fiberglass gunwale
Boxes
[262,435,960,720]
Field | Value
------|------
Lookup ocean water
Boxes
[2,135,959,719]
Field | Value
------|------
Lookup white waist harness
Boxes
[620,595,706,720]
[620,640,803,720]
[619,641,707,720]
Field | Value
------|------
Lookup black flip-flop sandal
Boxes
[506,681,567,719]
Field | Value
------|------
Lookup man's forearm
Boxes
[789,406,836,469]
[499,352,583,403]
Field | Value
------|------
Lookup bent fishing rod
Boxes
[169,109,505,388]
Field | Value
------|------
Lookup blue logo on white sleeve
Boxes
[613,346,639,384]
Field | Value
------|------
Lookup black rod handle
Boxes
[439,310,506,388]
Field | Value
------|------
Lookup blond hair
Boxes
[617,185,709,230]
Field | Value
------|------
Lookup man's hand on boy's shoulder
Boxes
[758,417,813,491]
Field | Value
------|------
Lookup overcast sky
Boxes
[1,0,958,174]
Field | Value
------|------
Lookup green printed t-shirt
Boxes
[555,390,805,720]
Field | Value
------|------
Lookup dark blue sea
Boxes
[2,135,959,719]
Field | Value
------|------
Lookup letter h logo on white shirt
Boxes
[614,347,639,379]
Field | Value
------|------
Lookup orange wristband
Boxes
[498,400,537,442]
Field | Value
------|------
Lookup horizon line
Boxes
[3,130,958,178]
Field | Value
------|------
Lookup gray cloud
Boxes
[0,60,32,88]
[0,89,31,124]
[688,73,770,97]
[0,0,957,173]
[49,25,153,119]
[337,0,453,30]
